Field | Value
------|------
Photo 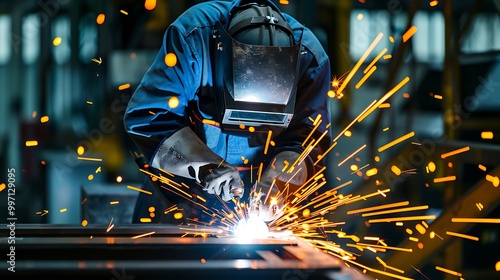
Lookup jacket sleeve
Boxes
[271,52,332,176]
[123,26,200,161]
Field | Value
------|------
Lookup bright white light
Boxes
[234,214,269,240]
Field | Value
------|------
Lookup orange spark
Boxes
[356,243,413,253]
[131,231,155,239]
[377,131,415,152]
[446,231,479,241]
[427,161,436,172]
[435,266,462,277]
[53,37,62,46]
[433,176,456,183]
[368,215,436,224]
[337,33,384,95]
[77,156,103,162]
[366,168,378,177]
[415,223,426,234]
[361,205,429,217]
[331,180,353,192]
[144,0,156,10]
[391,165,402,175]
[364,48,387,74]
[486,174,499,187]
[451,218,500,223]
[355,65,377,89]
[385,265,405,274]
[358,77,410,122]
[440,146,470,159]
[402,26,417,43]
[165,97,178,109]
[364,236,380,241]
[333,100,377,142]
[301,116,322,147]
[106,224,114,232]
[127,185,152,195]
[347,201,410,215]
[338,144,366,166]
[174,212,183,219]
[25,140,38,147]
[202,119,218,126]
[118,83,131,90]
[264,130,273,155]
[476,203,484,210]
[96,14,105,25]
[164,53,177,67]
[481,131,494,139]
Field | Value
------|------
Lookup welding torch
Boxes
[230,187,244,204]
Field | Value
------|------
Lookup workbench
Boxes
[0,224,373,279]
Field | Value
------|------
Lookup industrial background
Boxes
[0,0,500,279]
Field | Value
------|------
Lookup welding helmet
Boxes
[212,2,302,136]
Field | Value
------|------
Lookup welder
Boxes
[123,0,332,224]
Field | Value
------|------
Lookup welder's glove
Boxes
[151,127,243,201]
[249,151,308,222]
[198,163,243,201]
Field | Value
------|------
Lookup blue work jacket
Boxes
[124,0,332,222]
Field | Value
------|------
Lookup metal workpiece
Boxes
[0,224,372,280]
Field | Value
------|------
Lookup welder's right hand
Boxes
[199,163,243,202]
[248,169,285,223]
[248,151,308,222]
[248,184,284,222]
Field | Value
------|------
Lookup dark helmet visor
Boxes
[213,21,302,135]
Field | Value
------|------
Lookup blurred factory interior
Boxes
[1,0,500,279]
